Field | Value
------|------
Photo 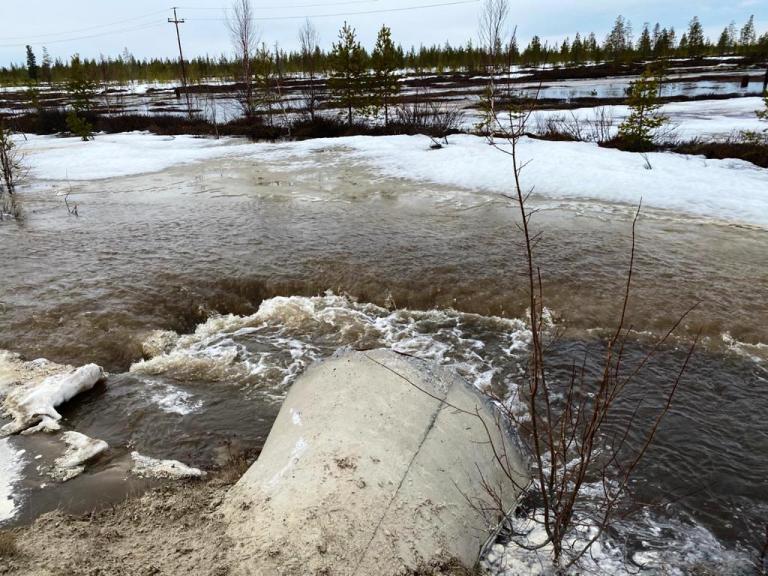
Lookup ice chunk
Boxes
[130,452,205,480]
[52,431,109,482]
[0,438,24,522]
[1,363,105,436]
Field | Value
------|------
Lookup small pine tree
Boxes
[371,25,400,127]
[328,22,368,126]
[26,46,38,82]
[758,91,767,122]
[617,66,668,151]
[65,55,96,141]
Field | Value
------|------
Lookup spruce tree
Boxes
[586,33,600,62]
[26,46,38,82]
[686,17,705,57]
[717,23,736,55]
[328,22,368,126]
[507,36,520,64]
[637,24,652,60]
[571,33,584,64]
[653,28,670,57]
[371,25,400,127]
[523,36,543,66]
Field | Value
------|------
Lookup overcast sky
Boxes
[1,0,766,66]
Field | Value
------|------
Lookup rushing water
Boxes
[1,148,767,573]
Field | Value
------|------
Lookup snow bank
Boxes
[52,431,108,482]
[0,438,24,523]
[1,363,105,436]
[131,452,205,480]
[20,116,768,227]
[270,134,768,227]
[529,97,766,140]
[0,351,70,394]
[19,132,252,181]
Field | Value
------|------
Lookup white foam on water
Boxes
[130,293,757,573]
[131,293,532,399]
[721,332,768,365]
[149,385,204,416]
[489,505,754,575]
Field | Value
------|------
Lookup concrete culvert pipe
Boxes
[224,349,530,575]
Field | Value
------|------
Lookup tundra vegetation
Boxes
[0,9,765,165]
[2,13,766,85]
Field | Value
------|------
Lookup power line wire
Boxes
[183,0,480,21]
[177,0,381,10]
[0,1,479,50]
[0,10,170,42]
[0,22,167,49]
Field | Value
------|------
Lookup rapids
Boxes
[1,147,766,573]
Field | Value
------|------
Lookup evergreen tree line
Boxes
[2,13,767,86]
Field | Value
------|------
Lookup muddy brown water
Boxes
[1,148,767,570]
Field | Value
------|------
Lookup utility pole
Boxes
[169,7,193,116]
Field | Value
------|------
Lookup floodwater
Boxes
[1,148,767,572]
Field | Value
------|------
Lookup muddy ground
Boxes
[0,476,232,576]
[0,470,472,576]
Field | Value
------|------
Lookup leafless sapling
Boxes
[299,18,321,122]
[479,77,699,571]
[228,0,259,118]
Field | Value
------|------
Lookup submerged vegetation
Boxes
[0,122,23,219]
